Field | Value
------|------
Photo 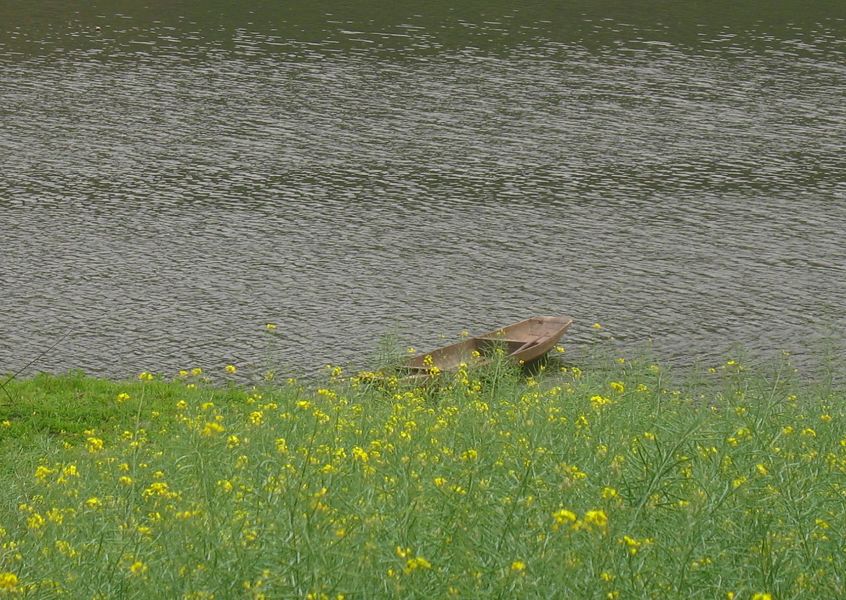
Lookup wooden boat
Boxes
[402,315,573,377]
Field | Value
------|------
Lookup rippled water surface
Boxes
[2,1,845,377]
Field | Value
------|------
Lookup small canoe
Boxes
[403,315,573,377]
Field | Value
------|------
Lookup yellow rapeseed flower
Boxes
[510,560,526,573]
[129,561,148,576]
[85,497,102,510]
[591,395,612,409]
[34,465,54,481]
[0,573,19,592]
[751,594,772,600]
[552,508,577,531]
[609,382,625,393]
[46,508,64,524]
[582,509,608,531]
[27,513,45,530]
[225,364,237,374]
[404,556,432,573]
[601,486,618,499]
[138,371,154,381]
[86,437,104,453]
[201,422,225,436]
[116,392,131,403]
[352,447,369,463]
[265,323,277,331]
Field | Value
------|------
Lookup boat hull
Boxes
[403,315,573,376]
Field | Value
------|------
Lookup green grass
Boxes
[0,353,843,599]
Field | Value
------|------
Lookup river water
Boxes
[2,1,845,379]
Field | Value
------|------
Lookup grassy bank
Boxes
[0,354,844,599]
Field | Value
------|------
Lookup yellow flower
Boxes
[756,463,769,476]
[751,594,772,600]
[601,486,619,499]
[143,482,179,500]
[86,437,105,453]
[27,513,45,530]
[620,535,651,555]
[552,508,577,531]
[190,367,203,376]
[35,465,54,481]
[352,447,369,463]
[85,497,102,510]
[119,476,134,486]
[609,381,625,393]
[46,508,64,524]
[201,422,225,436]
[116,392,131,403]
[592,322,603,329]
[138,371,154,381]
[129,561,148,576]
[583,509,608,530]
[404,556,432,573]
[0,573,19,592]
[55,540,77,558]
[225,364,237,374]
[59,464,79,483]
[591,395,612,409]
[1,420,10,428]
[510,560,526,573]
[265,322,277,331]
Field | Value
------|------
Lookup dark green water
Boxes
[2,1,844,377]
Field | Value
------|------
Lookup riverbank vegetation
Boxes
[1,350,844,599]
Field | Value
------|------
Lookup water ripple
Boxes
[1,4,844,377]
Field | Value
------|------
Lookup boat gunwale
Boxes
[403,315,573,373]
